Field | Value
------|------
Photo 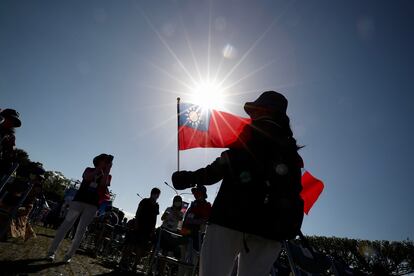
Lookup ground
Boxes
[0,226,142,276]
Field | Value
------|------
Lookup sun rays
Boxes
[133,1,295,151]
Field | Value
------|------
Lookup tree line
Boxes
[305,235,414,275]
[13,148,74,202]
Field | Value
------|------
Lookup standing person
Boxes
[46,153,113,263]
[0,109,21,179]
[172,91,304,276]
[119,187,160,271]
[157,196,185,274]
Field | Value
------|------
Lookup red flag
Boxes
[178,103,251,150]
[300,171,324,214]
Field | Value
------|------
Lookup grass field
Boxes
[0,226,133,276]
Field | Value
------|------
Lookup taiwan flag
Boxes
[178,103,251,150]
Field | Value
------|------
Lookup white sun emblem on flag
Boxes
[186,106,202,128]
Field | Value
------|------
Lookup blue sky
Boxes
[1,0,413,241]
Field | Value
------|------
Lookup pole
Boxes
[177,97,181,172]
[164,181,178,195]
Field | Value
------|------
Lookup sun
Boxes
[190,79,225,110]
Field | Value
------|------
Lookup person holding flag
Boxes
[47,153,113,263]
[172,91,306,276]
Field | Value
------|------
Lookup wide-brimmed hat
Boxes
[0,109,21,127]
[93,153,114,167]
[244,91,288,116]
[30,163,46,179]
[191,185,207,199]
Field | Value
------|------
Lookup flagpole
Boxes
[177,97,181,171]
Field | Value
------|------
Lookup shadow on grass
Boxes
[36,232,55,239]
[0,258,66,275]
[93,258,119,270]
[95,271,146,276]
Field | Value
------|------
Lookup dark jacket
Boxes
[0,129,16,176]
[182,199,211,235]
[173,119,304,240]
[135,198,159,235]
[73,168,102,208]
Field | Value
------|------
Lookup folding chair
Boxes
[96,223,115,255]
[80,218,100,251]
[271,259,291,276]
[331,258,356,276]
[0,163,19,195]
[146,227,199,276]
[283,235,333,276]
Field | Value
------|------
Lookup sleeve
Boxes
[135,199,146,218]
[161,207,170,221]
[82,167,96,182]
[193,150,230,186]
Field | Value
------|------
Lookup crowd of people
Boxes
[0,91,306,276]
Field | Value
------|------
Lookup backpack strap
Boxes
[298,230,315,254]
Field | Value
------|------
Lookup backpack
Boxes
[259,153,304,240]
[231,147,304,241]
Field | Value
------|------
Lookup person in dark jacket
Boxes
[47,153,113,263]
[0,109,21,178]
[181,186,211,251]
[119,187,160,271]
[172,91,304,276]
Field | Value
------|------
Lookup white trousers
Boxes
[200,224,282,276]
[48,201,97,258]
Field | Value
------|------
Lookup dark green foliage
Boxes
[42,171,71,202]
[305,236,414,275]
[13,148,71,202]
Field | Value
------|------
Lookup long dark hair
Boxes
[272,113,303,151]
[172,195,182,210]
[249,113,303,154]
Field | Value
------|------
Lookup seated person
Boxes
[158,196,185,258]
[161,195,184,232]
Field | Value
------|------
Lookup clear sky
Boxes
[1,0,413,241]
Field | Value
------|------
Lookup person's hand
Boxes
[172,171,196,190]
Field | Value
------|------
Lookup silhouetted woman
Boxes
[172,91,304,276]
